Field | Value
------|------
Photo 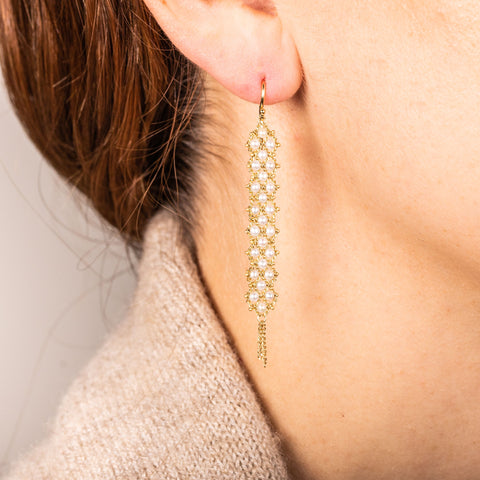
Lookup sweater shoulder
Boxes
[3,210,290,480]
[3,309,165,479]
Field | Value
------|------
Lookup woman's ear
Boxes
[142,0,303,104]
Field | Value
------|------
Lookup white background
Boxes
[0,78,137,475]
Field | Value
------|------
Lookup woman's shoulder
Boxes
[3,209,290,480]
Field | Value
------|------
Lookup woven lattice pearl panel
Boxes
[245,121,280,318]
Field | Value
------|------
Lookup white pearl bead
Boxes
[258,126,267,138]
[265,159,275,171]
[266,225,275,237]
[266,181,276,194]
[265,204,275,215]
[249,291,259,303]
[256,279,266,291]
[257,150,268,161]
[250,182,260,194]
[250,205,260,216]
[266,137,276,150]
[258,171,268,182]
[265,247,275,258]
[249,137,260,150]
[257,302,267,313]
[249,269,259,280]
[265,290,275,302]
[257,215,267,226]
[251,159,260,171]
[265,269,275,281]
[250,225,260,236]
[258,258,268,269]
[250,247,260,257]
[257,237,268,248]
[258,193,268,204]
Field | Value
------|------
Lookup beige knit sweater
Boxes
[3,210,290,479]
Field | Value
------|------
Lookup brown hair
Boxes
[0,0,203,250]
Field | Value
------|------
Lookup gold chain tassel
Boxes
[257,316,267,367]
[245,80,280,368]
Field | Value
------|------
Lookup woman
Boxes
[2,0,480,479]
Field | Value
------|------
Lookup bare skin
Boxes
[145,1,480,478]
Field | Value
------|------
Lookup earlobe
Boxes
[142,0,303,104]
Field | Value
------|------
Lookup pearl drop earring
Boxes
[245,80,280,368]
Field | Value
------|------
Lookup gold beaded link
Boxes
[245,80,280,368]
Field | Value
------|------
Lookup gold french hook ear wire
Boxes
[259,79,266,119]
[245,79,280,368]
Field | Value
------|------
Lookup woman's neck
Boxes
[194,79,480,480]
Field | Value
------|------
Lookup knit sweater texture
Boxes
[3,209,290,479]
